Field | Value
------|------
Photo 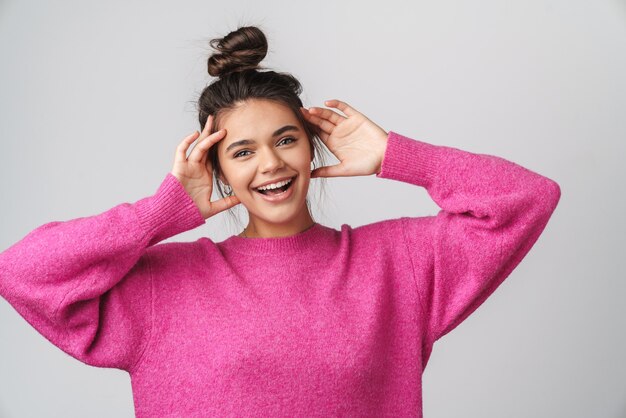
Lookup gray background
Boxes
[1,0,624,417]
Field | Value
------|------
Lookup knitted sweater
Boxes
[0,131,561,417]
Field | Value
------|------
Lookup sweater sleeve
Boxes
[376,131,561,346]
[0,173,205,371]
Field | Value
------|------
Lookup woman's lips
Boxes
[253,175,296,203]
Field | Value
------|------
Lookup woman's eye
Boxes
[233,137,296,158]
[234,150,251,158]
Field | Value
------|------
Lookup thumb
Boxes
[209,195,241,217]
[311,164,344,178]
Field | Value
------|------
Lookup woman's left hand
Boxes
[300,99,388,178]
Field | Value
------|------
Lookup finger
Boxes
[198,125,226,166]
[316,129,330,144]
[302,109,336,136]
[300,108,325,137]
[175,131,200,162]
[188,128,226,163]
[209,194,241,216]
[197,114,214,142]
[324,99,358,117]
[307,106,346,125]
[175,114,213,162]
[300,109,330,143]
[311,164,347,178]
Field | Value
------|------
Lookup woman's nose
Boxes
[259,148,285,173]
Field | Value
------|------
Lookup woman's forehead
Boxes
[220,100,299,135]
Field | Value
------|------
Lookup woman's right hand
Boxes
[170,114,241,220]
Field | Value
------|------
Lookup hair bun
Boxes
[207,26,268,77]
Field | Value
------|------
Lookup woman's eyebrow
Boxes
[225,125,300,153]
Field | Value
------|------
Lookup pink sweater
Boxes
[0,131,560,417]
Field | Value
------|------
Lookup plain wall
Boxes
[1,0,625,416]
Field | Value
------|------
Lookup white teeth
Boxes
[256,177,293,191]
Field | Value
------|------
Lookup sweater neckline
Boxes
[219,222,334,255]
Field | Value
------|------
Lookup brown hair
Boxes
[195,25,329,229]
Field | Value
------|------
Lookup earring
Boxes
[223,184,232,195]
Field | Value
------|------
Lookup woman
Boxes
[0,26,561,417]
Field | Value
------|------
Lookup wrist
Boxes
[375,130,389,175]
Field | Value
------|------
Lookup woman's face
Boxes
[216,98,313,229]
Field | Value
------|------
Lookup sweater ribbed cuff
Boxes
[376,131,442,189]
[132,173,206,245]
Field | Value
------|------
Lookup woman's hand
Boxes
[300,99,388,178]
[171,114,241,219]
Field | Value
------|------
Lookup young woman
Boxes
[0,26,561,417]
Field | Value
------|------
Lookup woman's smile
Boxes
[252,175,297,202]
